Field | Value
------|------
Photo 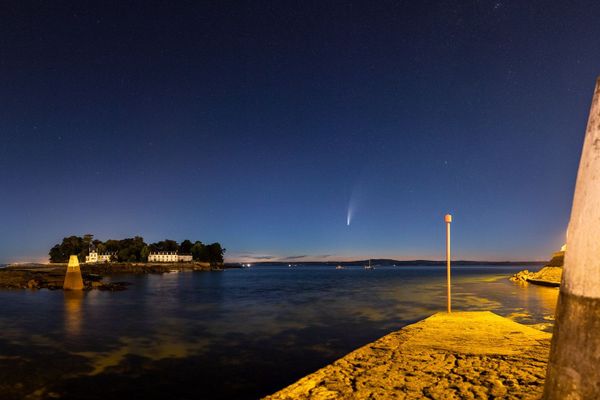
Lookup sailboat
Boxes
[364,259,374,270]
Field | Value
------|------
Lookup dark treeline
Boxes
[49,235,225,265]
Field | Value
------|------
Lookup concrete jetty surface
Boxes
[265,312,551,400]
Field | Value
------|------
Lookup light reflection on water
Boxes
[64,291,84,337]
[0,265,556,399]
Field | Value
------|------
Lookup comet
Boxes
[346,169,365,227]
[346,200,355,226]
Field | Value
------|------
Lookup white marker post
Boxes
[445,214,452,313]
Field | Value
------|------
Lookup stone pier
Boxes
[265,312,551,399]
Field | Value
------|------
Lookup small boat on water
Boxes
[364,259,374,270]
[335,265,344,270]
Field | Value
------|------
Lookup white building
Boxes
[85,250,113,263]
[178,254,193,262]
[147,252,193,263]
[148,251,178,262]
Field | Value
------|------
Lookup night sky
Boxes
[2,1,600,263]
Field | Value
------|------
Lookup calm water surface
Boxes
[0,265,557,399]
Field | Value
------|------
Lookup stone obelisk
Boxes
[63,255,84,290]
[543,78,600,398]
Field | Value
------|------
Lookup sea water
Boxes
[0,265,557,399]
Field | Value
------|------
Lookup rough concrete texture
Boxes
[265,312,551,400]
[543,292,600,399]
[562,77,600,299]
[543,78,600,398]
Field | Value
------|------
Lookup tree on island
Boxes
[191,241,208,261]
[49,236,86,263]
[148,239,179,252]
[207,242,225,265]
[179,239,193,254]
[92,239,106,253]
[140,246,150,262]
[114,236,146,262]
[189,241,225,264]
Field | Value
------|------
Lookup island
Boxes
[49,234,224,265]
[0,235,226,290]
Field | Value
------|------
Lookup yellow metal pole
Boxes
[445,214,452,313]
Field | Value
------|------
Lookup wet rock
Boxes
[509,270,531,283]
[510,267,562,287]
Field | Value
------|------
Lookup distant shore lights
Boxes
[445,214,452,313]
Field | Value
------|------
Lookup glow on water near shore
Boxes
[0,265,557,399]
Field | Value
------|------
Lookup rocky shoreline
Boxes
[0,262,215,290]
[508,249,564,287]
[509,266,562,287]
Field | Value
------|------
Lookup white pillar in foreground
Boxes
[543,77,600,398]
